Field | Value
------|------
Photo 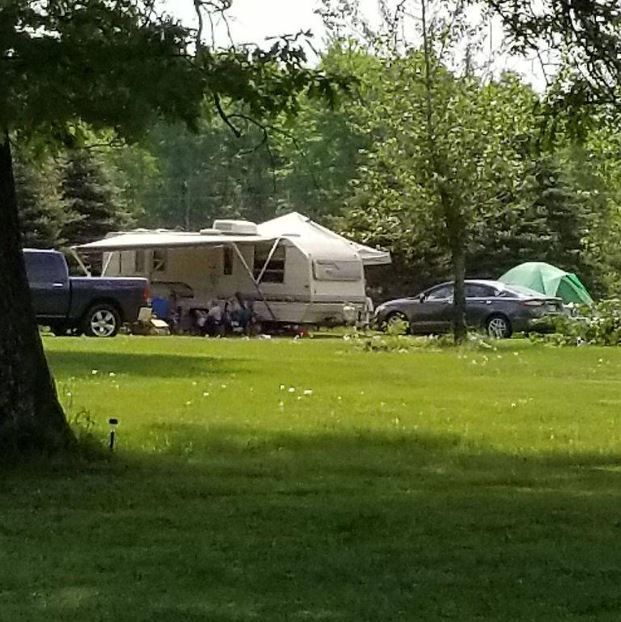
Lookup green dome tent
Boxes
[499,262,593,305]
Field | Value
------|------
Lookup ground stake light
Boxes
[108,418,118,452]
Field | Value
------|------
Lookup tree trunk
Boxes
[0,134,74,456]
[451,243,467,344]
[437,182,468,345]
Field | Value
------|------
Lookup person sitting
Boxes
[190,308,209,336]
[234,292,256,335]
[205,301,224,337]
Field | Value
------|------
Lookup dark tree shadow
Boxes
[46,350,248,379]
[3,425,621,621]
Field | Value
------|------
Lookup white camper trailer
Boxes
[74,213,391,328]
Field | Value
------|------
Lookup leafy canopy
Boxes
[0,0,349,145]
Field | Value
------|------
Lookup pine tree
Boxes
[14,157,68,249]
[61,149,132,246]
[527,156,585,274]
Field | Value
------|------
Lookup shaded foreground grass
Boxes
[2,337,621,620]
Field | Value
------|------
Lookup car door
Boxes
[464,283,497,328]
[24,252,71,319]
[412,283,454,334]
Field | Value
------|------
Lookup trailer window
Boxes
[135,250,146,273]
[254,244,285,283]
[152,249,167,273]
[313,259,361,281]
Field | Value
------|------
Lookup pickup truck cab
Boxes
[24,249,150,337]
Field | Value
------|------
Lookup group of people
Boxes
[191,293,256,337]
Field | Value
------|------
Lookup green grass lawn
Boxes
[3,336,621,621]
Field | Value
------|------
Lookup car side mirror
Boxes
[418,293,426,303]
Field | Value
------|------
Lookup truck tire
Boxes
[83,304,121,338]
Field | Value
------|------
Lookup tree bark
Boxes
[0,133,74,456]
[451,242,467,344]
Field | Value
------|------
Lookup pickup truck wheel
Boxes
[83,304,121,338]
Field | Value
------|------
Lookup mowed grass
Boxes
[3,337,621,620]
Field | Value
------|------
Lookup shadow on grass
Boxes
[46,350,248,379]
[3,425,621,621]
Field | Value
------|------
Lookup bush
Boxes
[531,299,621,346]
[344,325,497,353]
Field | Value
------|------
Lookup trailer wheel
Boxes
[83,304,121,338]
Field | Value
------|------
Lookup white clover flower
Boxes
[91,370,99,375]
[288,387,296,393]
[303,389,313,396]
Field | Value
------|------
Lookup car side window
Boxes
[426,284,454,301]
[465,284,494,298]
[24,253,62,284]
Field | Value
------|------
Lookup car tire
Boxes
[383,311,409,332]
[486,314,512,339]
[83,304,121,338]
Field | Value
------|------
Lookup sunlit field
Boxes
[3,336,621,621]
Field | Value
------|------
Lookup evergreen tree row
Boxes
[16,149,132,250]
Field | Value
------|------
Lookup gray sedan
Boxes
[374,279,563,338]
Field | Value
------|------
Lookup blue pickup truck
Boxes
[25,249,149,337]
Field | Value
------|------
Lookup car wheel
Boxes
[486,314,512,339]
[83,304,121,338]
[384,311,409,332]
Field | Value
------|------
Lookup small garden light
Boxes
[108,418,119,452]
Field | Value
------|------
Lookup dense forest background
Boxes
[17,5,621,301]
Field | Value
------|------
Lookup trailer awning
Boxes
[73,230,287,321]
[74,231,277,252]
[74,212,392,266]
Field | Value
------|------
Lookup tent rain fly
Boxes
[499,262,593,305]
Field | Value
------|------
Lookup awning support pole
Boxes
[69,248,92,277]
[230,243,277,321]
[257,237,283,284]
[101,252,113,277]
